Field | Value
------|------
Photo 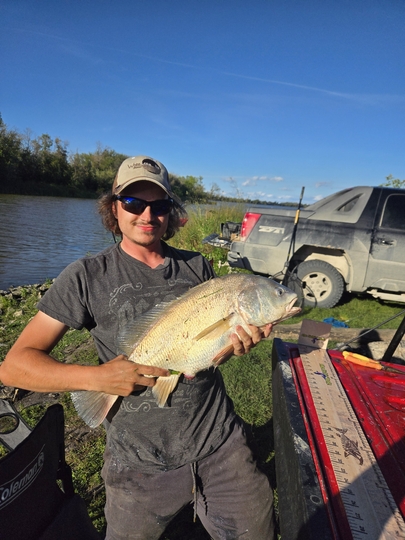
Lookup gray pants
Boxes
[103,422,275,540]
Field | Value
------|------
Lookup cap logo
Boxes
[126,158,161,175]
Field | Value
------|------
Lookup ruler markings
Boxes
[298,346,405,540]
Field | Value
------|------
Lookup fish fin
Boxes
[116,302,173,355]
[194,313,234,341]
[212,345,235,366]
[70,390,118,428]
[152,374,181,407]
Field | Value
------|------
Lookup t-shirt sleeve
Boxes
[37,260,95,331]
[201,254,216,281]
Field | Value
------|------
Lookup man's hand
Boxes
[230,323,273,357]
[96,356,170,396]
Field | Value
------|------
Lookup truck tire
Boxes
[295,259,345,308]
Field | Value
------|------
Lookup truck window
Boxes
[337,196,360,213]
[309,187,372,223]
[380,194,405,230]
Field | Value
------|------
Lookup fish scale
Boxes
[127,279,243,375]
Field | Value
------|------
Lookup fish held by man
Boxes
[71,274,301,428]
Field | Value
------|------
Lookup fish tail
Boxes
[152,374,181,407]
[70,390,118,428]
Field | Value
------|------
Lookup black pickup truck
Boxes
[204,186,405,308]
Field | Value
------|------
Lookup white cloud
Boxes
[314,181,331,188]
[243,190,274,199]
[243,175,284,186]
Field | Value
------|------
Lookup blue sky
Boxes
[1,0,404,204]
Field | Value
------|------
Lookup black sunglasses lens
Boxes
[119,197,173,216]
[121,198,147,213]
[150,200,173,215]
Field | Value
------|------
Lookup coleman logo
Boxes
[0,447,44,509]
[127,158,161,175]
[258,226,285,234]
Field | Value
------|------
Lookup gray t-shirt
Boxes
[38,242,236,472]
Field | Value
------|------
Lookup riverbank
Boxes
[0,280,53,296]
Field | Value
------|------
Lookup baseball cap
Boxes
[112,156,172,196]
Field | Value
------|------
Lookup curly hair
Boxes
[97,192,188,241]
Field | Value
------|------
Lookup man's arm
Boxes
[0,311,169,395]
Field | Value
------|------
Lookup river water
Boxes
[0,195,115,290]
[0,195,249,291]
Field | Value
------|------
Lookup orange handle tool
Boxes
[342,351,403,373]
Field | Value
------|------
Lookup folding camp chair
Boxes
[0,399,101,540]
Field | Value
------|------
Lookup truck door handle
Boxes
[374,237,395,246]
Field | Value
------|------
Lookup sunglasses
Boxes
[114,195,174,216]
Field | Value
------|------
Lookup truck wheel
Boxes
[296,260,345,308]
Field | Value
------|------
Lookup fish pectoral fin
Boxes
[212,345,235,366]
[70,390,118,428]
[194,313,234,341]
[116,301,174,355]
[152,374,181,408]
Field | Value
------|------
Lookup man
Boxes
[1,156,275,539]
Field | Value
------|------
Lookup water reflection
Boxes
[0,195,114,290]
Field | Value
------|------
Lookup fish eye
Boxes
[275,287,284,297]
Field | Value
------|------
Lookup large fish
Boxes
[71,274,300,427]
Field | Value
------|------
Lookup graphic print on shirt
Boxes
[108,278,195,321]
[119,379,206,414]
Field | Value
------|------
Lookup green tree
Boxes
[209,182,222,200]
[0,114,24,188]
[31,133,72,186]
[18,129,41,183]
[70,152,97,191]
[381,174,405,188]
[90,144,128,193]
[169,174,207,203]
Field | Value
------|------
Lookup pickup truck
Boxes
[204,186,405,308]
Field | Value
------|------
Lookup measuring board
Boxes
[297,345,405,540]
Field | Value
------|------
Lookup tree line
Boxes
[0,114,304,205]
[6,114,400,203]
[0,114,220,202]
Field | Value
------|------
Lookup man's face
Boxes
[113,181,170,249]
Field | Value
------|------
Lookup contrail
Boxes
[13,27,403,102]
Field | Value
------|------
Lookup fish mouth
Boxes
[271,297,301,325]
[286,296,302,315]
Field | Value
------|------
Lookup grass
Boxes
[291,293,405,330]
[169,202,246,275]
[1,203,405,538]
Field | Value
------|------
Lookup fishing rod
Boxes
[336,308,405,358]
[283,186,305,273]
[280,187,313,306]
